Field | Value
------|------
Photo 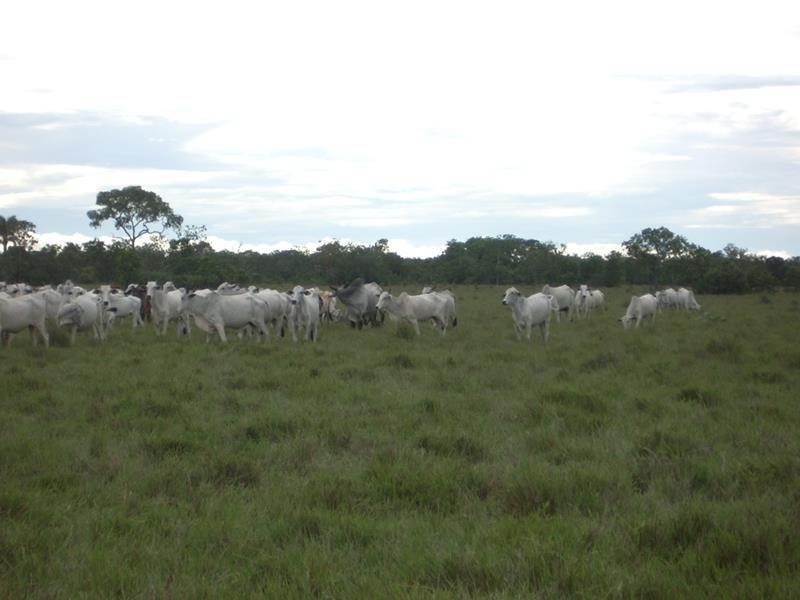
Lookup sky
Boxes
[1,0,799,259]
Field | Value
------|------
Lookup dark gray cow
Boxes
[330,278,383,329]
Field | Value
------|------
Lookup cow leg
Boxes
[412,319,421,336]
[526,323,532,340]
[215,323,227,343]
[35,321,49,349]
[540,321,549,342]
[70,325,77,346]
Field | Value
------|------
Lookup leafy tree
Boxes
[87,186,183,250]
[0,215,37,253]
[622,226,691,285]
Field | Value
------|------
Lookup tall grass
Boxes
[1,287,798,596]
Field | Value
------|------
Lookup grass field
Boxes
[1,285,799,597]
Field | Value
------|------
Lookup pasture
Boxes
[1,286,799,597]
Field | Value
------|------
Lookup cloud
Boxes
[206,235,445,258]
[34,231,113,248]
[687,192,800,228]
[564,242,624,257]
[0,111,220,171]
[752,249,793,259]
[667,75,800,93]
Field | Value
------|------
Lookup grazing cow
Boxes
[57,294,105,345]
[184,289,269,343]
[542,284,575,322]
[502,288,551,342]
[0,293,49,348]
[377,291,450,336]
[656,288,679,311]
[676,287,702,311]
[620,294,658,329]
[331,278,383,328]
[151,284,190,336]
[288,286,321,342]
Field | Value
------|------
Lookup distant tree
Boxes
[87,186,183,250]
[622,226,691,285]
[0,215,37,253]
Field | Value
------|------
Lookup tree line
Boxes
[2,187,798,293]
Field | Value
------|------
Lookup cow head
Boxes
[502,287,521,305]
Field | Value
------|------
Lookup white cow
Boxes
[575,287,605,318]
[151,285,190,336]
[542,284,575,322]
[502,288,551,342]
[35,286,66,323]
[656,288,679,311]
[57,294,105,345]
[573,284,590,319]
[0,293,49,348]
[620,294,658,329]
[421,288,458,329]
[587,290,605,315]
[93,285,144,329]
[377,291,450,336]
[184,289,269,343]
[287,286,321,342]
[676,287,702,311]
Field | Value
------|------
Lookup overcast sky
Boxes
[2,0,799,258]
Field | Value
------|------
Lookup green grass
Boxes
[1,286,799,597]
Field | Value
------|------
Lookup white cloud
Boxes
[564,242,624,257]
[688,192,800,228]
[34,231,113,248]
[752,249,794,259]
[206,235,445,259]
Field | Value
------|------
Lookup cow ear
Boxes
[303,290,311,295]
[92,288,100,294]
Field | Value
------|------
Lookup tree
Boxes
[0,215,37,253]
[622,226,691,285]
[87,186,183,250]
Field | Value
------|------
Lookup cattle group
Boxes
[0,278,701,348]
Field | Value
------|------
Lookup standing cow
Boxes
[502,288,552,342]
[0,293,49,348]
[331,278,383,328]
[542,284,575,322]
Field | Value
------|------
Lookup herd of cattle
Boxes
[0,279,701,348]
